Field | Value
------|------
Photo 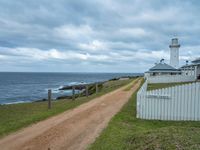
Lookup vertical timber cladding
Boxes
[137,81,200,120]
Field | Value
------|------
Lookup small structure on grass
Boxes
[145,59,181,77]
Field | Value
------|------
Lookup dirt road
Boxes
[0,79,141,150]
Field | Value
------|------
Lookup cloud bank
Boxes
[0,0,200,72]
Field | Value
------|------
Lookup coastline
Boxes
[0,78,136,137]
[0,75,141,105]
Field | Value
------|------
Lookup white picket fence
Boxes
[147,75,196,83]
[137,81,200,121]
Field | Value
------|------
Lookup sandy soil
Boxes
[0,79,141,150]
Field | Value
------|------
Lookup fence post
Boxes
[96,83,98,93]
[72,86,75,100]
[48,89,52,109]
[86,85,89,97]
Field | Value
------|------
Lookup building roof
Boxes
[180,58,200,68]
[192,57,200,64]
[180,64,197,68]
[146,63,181,73]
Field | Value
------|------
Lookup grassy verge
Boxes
[147,81,194,91]
[124,78,140,91]
[89,79,200,150]
[0,79,133,138]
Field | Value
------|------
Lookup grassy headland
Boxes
[147,81,194,91]
[0,78,134,138]
[89,80,200,150]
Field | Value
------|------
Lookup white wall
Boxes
[147,75,196,83]
[197,66,200,78]
[144,73,150,79]
[182,70,195,76]
[137,81,200,120]
[170,47,179,68]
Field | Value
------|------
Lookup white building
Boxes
[138,38,200,121]
[180,58,200,79]
[145,38,200,83]
[145,60,181,77]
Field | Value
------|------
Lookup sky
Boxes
[0,0,200,73]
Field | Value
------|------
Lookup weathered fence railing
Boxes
[137,81,200,121]
[48,89,52,109]
[47,82,104,108]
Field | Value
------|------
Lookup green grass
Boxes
[147,81,194,91]
[124,78,140,91]
[0,79,133,138]
[89,79,200,150]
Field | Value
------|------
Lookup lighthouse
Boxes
[169,38,180,68]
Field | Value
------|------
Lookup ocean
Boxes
[0,72,142,104]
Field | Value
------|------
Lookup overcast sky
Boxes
[0,0,200,72]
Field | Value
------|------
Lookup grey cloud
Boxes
[0,0,200,72]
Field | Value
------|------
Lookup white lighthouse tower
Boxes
[169,38,180,68]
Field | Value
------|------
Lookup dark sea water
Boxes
[0,72,142,104]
